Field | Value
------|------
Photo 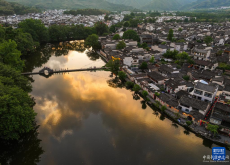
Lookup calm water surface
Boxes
[13,42,230,165]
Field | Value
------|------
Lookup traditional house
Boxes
[178,95,210,115]
[158,64,180,77]
[164,79,187,94]
[193,59,218,71]
[191,48,211,61]
[190,82,218,102]
[140,34,153,46]
[147,71,167,85]
[209,102,230,136]
[156,93,179,113]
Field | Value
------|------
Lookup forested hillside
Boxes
[4,0,132,11]
[106,0,196,10]
[0,0,40,15]
[182,0,230,10]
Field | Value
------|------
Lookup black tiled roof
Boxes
[195,82,217,93]
[148,71,166,81]
[179,96,209,111]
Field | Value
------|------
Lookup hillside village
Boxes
[0,9,125,27]
[99,21,230,141]
[0,10,194,27]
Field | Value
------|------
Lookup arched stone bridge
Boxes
[21,66,110,78]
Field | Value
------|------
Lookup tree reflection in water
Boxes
[171,122,179,128]
[107,77,125,89]
[184,129,190,135]
[0,125,44,165]
[132,93,140,100]
[159,113,166,121]
[23,41,86,73]
[86,50,100,61]
[141,100,147,110]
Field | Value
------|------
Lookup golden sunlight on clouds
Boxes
[34,71,201,146]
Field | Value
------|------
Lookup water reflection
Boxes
[23,42,230,165]
[23,41,86,73]
[0,125,44,165]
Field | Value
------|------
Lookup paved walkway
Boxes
[126,77,230,146]
[146,94,230,146]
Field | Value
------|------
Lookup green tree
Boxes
[123,21,130,27]
[207,124,219,136]
[227,100,230,104]
[0,40,24,71]
[133,84,141,93]
[118,71,127,82]
[175,52,189,65]
[122,29,139,41]
[129,19,140,27]
[94,22,109,36]
[183,75,190,81]
[116,41,126,50]
[178,28,182,32]
[14,31,38,55]
[139,62,148,70]
[84,34,101,50]
[0,26,5,41]
[0,63,32,92]
[48,24,69,42]
[113,34,120,40]
[0,63,36,139]
[104,14,109,21]
[163,50,178,60]
[109,24,122,33]
[150,56,155,63]
[126,81,134,89]
[161,105,167,112]
[204,36,213,46]
[186,121,192,126]
[167,29,174,41]
[18,19,49,43]
[154,92,160,97]
[216,50,223,56]
[106,59,120,75]
[0,82,36,139]
[155,100,161,108]
[142,90,148,99]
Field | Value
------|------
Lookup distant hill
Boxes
[141,0,196,11]
[5,0,229,11]
[106,0,196,11]
[0,0,40,15]
[4,0,133,11]
[181,0,230,10]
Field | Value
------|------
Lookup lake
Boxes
[6,41,230,165]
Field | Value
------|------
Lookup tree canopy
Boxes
[116,41,126,50]
[106,59,120,75]
[167,29,174,41]
[207,124,219,136]
[18,19,49,43]
[139,62,148,70]
[123,21,130,27]
[84,34,101,50]
[118,71,127,82]
[204,36,213,46]
[133,84,141,93]
[0,63,36,139]
[0,40,24,71]
[113,34,121,40]
[94,22,109,36]
[123,29,140,41]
